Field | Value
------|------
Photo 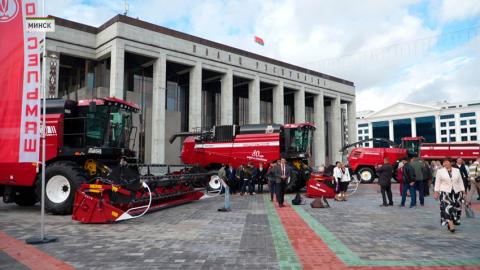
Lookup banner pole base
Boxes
[25,235,57,245]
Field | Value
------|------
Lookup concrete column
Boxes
[294,86,306,123]
[248,75,260,124]
[109,40,125,99]
[434,113,441,143]
[388,120,394,141]
[347,99,356,144]
[330,95,342,163]
[220,69,233,125]
[411,117,417,137]
[273,81,284,124]
[151,53,166,164]
[313,91,325,167]
[454,113,461,142]
[189,61,202,130]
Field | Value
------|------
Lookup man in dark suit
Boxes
[275,158,290,207]
[376,158,394,206]
[226,163,236,194]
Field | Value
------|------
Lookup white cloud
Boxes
[435,0,480,22]
[45,0,480,113]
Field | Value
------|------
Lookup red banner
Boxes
[0,0,40,163]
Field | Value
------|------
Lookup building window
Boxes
[358,136,363,140]
[460,120,467,125]
[441,138,447,142]
[450,129,456,134]
[358,130,363,134]
[256,62,259,69]
[449,121,455,126]
[441,130,447,135]
[273,66,276,73]
[470,119,477,125]
[393,118,412,144]
[229,55,231,62]
[471,127,477,133]
[460,112,475,118]
[217,51,220,59]
[289,71,292,77]
[239,57,242,65]
[282,69,284,75]
[265,64,267,71]
[440,114,454,119]
[372,121,389,147]
[358,123,368,128]
[205,48,208,56]
[297,73,300,79]
[461,128,468,133]
[440,122,447,127]
[304,75,307,81]
[450,137,456,142]
[416,116,436,143]
[193,45,196,53]
[471,135,478,141]
[461,136,468,141]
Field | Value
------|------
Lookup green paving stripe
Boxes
[287,195,480,267]
[263,195,302,270]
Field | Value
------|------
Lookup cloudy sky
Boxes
[46,0,480,112]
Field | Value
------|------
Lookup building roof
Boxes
[50,14,354,87]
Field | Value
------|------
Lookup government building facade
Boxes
[357,101,480,147]
[44,15,356,166]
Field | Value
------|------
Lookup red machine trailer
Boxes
[346,137,480,182]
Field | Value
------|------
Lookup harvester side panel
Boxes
[0,114,63,187]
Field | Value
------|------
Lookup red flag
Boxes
[254,36,264,46]
[0,0,41,163]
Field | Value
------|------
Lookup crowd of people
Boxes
[216,158,292,211]
[379,156,480,233]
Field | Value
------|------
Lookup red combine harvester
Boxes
[0,97,205,223]
[170,123,316,193]
[345,137,480,182]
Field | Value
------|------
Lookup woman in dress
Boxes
[339,163,351,201]
[434,158,465,233]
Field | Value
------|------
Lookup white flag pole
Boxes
[26,0,57,245]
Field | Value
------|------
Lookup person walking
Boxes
[339,163,351,201]
[434,158,465,233]
[256,163,266,194]
[275,158,290,207]
[217,164,231,212]
[411,157,425,206]
[400,157,417,208]
[226,163,236,194]
[467,157,480,205]
[397,159,407,196]
[237,164,246,196]
[218,164,227,194]
[266,161,277,201]
[422,160,433,197]
[333,162,342,201]
[377,158,394,207]
[454,158,470,197]
[248,163,258,195]
[241,163,252,196]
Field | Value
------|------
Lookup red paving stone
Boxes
[0,231,75,270]
[274,202,480,270]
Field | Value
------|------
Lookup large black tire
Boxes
[14,187,37,206]
[35,161,88,215]
[357,167,375,183]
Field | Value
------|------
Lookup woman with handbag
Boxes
[434,158,465,233]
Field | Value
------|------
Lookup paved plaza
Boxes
[1,184,480,270]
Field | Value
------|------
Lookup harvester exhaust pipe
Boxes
[169,132,202,144]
